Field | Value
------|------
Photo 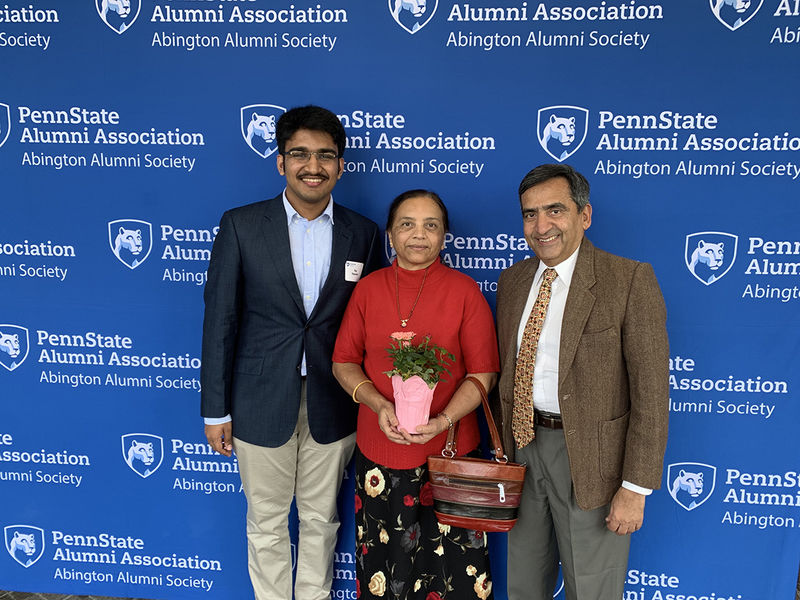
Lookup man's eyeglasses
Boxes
[284,150,339,163]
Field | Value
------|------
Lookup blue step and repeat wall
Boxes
[1,1,799,599]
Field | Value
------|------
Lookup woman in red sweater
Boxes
[333,190,499,599]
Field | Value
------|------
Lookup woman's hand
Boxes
[399,414,449,445]
[376,400,410,445]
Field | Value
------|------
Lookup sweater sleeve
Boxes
[458,281,500,375]
[332,278,367,365]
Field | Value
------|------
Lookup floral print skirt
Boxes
[354,448,494,600]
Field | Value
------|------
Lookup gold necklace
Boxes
[395,262,429,328]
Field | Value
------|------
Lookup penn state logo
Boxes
[4,525,45,568]
[667,462,717,511]
[241,104,286,159]
[384,232,397,262]
[121,433,164,478]
[96,0,141,34]
[0,324,29,373]
[108,219,153,270]
[537,106,589,162]
[685,231,738,286]
[709,0,763,30]
[389,0,438,34]
[0,102,10,149]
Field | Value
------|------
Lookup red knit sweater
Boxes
[333,259,499,469]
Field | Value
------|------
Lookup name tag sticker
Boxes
[345,261,364,282]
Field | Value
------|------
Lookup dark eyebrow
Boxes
[286,145,337,153]
[523,202,568,213]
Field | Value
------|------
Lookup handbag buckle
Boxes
[494,454,509,464]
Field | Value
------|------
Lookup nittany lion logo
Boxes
[108,219,153,270]
[96,0,141,34]
[0,325,29,373]
[389,0,438,34]
[667,462,717,511]
[4,525,45,568]
[0,102,10,149]
[121,433,164,478]
[384,233,397,263]
[241,104,286,159]
[537,106,589,162]
[709,0,763,31]
[685,231,738,286]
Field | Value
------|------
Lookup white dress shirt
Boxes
[515,246,651,496]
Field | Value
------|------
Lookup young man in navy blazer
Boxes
[201,105,382,600]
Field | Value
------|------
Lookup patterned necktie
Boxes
[512,268,557,449]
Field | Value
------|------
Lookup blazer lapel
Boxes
[261,197,305,315]
[507,259,537,341]
[501,258,538,385]
[310,204,353,320]
[559,238,596,384]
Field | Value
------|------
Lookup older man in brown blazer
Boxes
[494,164,669,600]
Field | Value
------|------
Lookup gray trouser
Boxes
[507,427,630,600]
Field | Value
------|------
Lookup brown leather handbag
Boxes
[427,376,527,532]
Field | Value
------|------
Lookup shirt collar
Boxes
[282,190,334,226]
[533,244,580,289]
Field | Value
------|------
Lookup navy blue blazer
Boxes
[201,195,382,447]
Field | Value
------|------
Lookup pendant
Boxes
[401,320,408,327]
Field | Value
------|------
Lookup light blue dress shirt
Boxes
[283,193,334,376]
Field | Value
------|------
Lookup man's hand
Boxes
[605,487,645,535]
[205,422,233,457]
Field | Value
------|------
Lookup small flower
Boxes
[466,565,477,576]
[357,525,363,541]
[357,578,361,598]
[369,571,387,597]
[365,467,385,498]
[437,522,451,535]
[403,494,416,507]
[419,481,434,506]
[433,544,444,556]
[426,593,443,600]
[379,528,389,544]
[390,331,416,347]
[362,544,369,555]
[400,522,421,552]
[414,580,422,592]
[467,529,486,548]
[354,494,362,513]
[474,573,492,600]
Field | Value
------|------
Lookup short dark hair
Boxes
[386,189,450,233]
[276,105,347,157]
[518,163,590,210]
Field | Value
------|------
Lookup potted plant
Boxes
[384,332,454,432]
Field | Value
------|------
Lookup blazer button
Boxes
[562,394,570,401]
[567,429,576,436]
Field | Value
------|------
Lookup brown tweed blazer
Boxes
[494,237,669,510]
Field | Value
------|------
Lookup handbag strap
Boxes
[441,376,509,463]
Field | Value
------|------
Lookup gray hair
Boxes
[518,164,590,210]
